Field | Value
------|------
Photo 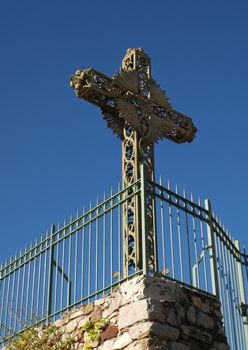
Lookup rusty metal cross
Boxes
[70,48,197,276]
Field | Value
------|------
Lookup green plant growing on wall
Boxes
[6,324,74,350]
[80,319,107,350]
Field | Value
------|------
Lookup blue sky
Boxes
[0,0,248,263]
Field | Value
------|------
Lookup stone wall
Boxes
[54,275,230,349]
[7,275,230,350]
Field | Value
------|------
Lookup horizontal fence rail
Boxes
[0,175,248,349]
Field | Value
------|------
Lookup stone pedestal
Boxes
[51,275,229,349]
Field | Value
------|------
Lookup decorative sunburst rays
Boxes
[101,69,173,143]
[112,69,172,109]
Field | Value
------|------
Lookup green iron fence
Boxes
[0,168,248,349]
[0,180,141,346]
[150,179,248,350]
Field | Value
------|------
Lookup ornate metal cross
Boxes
[70,48,197,276]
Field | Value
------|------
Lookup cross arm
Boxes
[70,68,197,144]
[151,104,197,144]
[70,68,118,115]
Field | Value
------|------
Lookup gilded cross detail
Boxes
[70,48,197,276]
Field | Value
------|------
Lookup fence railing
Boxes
[149,179,248,350]
[0,171,248,349]
[0,180,141,345]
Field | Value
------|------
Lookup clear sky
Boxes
[0,0,247,263]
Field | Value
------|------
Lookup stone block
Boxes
[70,308,85,320]
[186,305,196,324]
[101,339,115,350]
[113,332,132,349]
[168,341,190,350]
[100,324,118,342]
[176,287,190,305]
[118,298,164,329]
[129,321,152,340]
[142,276,177,303]
[78,315,90,329]
[54,317,66,328]
[65,318,78,333]
[151,322,179,340]
[120,276,144,303]
[197,311,214,329]
[211,342,230,350]
[126,338,169,350]
[125,338,151,350]
[103,295,122,318]
[95,297,105,306]
[90,307,102,323]
[84,303,94,314]
[175,302,186,319]
[166,308,178,327]
[192,296,210,314]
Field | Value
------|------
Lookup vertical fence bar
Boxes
[110,189,113,290]
[25,248,31,324]
[74,212,79,304]
[31,241,37,321]
[168,181,175,279]
[3,274,11,337]
[54,226,59,319]
[216,233,231,345]
[159,177,166,274]
[48,225,55,319]
[221,226,238,349]
[9,256,16,335]
[140,164,148,275]
[219,226,234,349]
[0,267,6,339]
[235,240,248,349]
[176,185,184,282]
[103,194,106,292]
[125,187,129,276]
[95,198,99,298]
[36,243,42,319]
[21,249,27,325]
[42,233,48,319]
[184,190,192,286]
[232,241,246,350]
[0,267,5,339]
[4,260,11,338]
[14,260,21,333]
[234,241,247,350]
[67,217,72,309]
[81,209,85,302]
[192,194,200,288]
[226,234,243,349]
[61,220,66,312]
[118,184,121,281]
[204,200,220,299]
[199,197,208,292]
[88,203,92,300]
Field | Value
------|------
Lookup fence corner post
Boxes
[235,240,248,349]
[204,199,220,300]
[140,163,149,276]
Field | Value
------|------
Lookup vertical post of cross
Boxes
[121,49,157,277]
[205,199,220,300]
